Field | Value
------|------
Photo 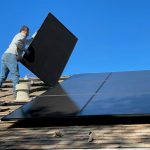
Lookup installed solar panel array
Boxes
[2,70,150,121]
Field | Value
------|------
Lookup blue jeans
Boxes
[0,53,19,95]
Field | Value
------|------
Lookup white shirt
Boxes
[5,31,37,56]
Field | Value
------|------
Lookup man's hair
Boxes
[20,25,29,32]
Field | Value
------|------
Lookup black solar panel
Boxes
[80,70,150,116]
[21,13,78,86]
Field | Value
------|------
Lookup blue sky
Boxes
[0,0,150,77]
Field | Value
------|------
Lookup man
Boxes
[0,26,37,97]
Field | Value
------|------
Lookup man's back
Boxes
[5,32,27,56]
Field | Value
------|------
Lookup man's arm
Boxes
[14,33,26,52]
[25,31,37,45]
[15,31,37,54]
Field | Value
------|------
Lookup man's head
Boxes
[20,25,29,37]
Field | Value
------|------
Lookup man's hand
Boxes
[32,31,38,38]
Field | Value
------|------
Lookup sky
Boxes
[0,0,150,78]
